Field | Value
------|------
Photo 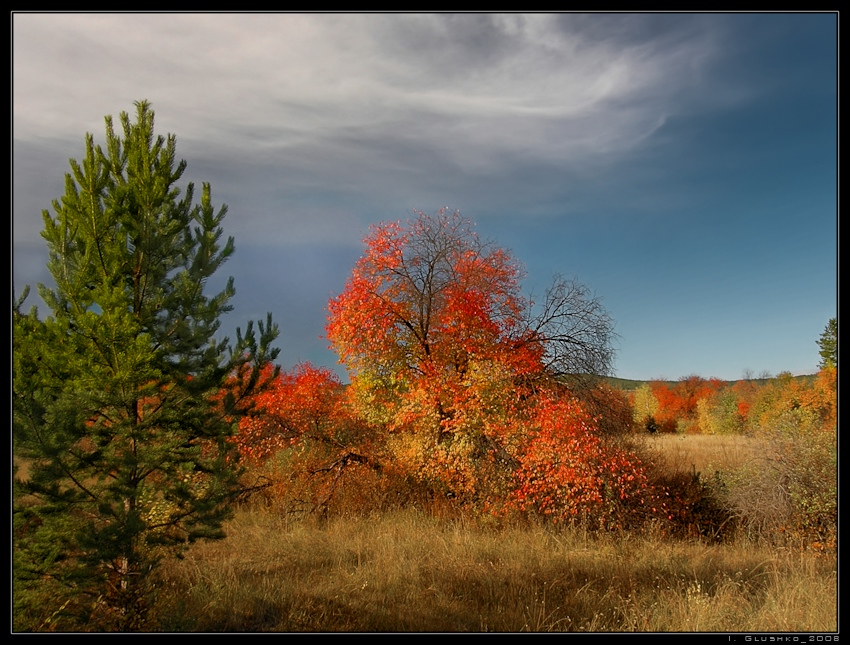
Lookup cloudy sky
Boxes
[12,12,837,381]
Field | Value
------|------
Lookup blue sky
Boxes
[12,13,837,382]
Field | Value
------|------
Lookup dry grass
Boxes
[636,433,767,476]
[149,505,837,633]
[16,433,836,632]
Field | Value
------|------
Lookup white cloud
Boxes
[12,13,734,250]
[13,13,723,165]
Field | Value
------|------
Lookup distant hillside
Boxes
[604,373,817,391]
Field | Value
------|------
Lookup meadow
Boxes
[639,433,767,476]
[143,433,837,633]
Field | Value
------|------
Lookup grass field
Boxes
[636,433,767,476]
[150,504,836,632]
[143,433,837,633]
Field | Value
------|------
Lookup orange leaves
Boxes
[326,210,536,384]
[748,368,837,437]
[640,369,837,440]
[649,375,724,433]
[254,210,652,524]
[322,210,635,517]
[232,362,350,464]
[510,395,652,528]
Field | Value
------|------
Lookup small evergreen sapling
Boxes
[13,101,279,629]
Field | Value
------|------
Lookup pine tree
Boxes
[817,317,837,370]
[13,101,279,630]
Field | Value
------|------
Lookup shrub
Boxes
[721,369,836,547]
[696,389,746,435]
[509,396,656,530]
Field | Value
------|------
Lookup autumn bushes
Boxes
[226,210,647,529]
[631,368,837,546]
[229,210,835,548]
[631,369,835,439]
[232,368,662,530]
[718,369,837,547]
[508,396,653,530]
[228,362,836,547]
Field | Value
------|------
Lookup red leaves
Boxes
[510,395,652,528]
[232,362,349,464]
[321,210,650,521]
[326,209,537,382]
[240,210,669,527]
[650,375,724,433]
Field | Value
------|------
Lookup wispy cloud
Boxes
[14,14,724,165]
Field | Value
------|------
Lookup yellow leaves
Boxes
[750,368,837,439]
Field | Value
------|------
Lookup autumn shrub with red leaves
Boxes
[230,211,744,533]
[230,362,733,535]
[230,362,392,514]
[508,395,658,530]
[232,362,350,463]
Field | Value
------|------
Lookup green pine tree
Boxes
[817,317,837,370]
[13,101,279,631]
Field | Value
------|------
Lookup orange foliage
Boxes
[326,211,543,391]
[245,211,774,529]
[750,368,837,436]
[650,375,724,432]
[232,362,353,463]
[325,210,547,500]
[509,394,654,528]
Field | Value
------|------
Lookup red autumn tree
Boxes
[326,209,617,502]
